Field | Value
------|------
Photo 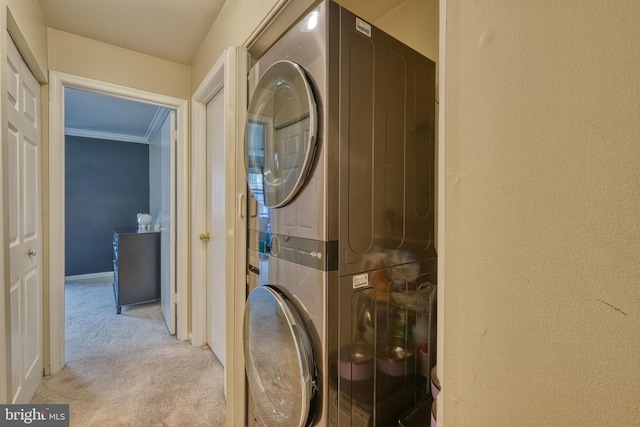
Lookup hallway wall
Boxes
[47,29,190,100]
[191,0,281,92]
[4,0,48,80]
[443,1,640,425]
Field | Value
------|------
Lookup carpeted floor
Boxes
[31,278,227,426]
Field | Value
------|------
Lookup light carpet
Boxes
[31,278,227,426]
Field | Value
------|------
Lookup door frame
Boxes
[47,70,190,374]
[191,47,248,427]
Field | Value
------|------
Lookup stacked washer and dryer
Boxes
[244,1,437,426]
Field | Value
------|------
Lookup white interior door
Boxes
[7,35,43,404]
[160,110,176,334]
[192,47,248,424]
[206,88,227,367]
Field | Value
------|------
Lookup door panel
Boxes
[160,111,176,334]
[22,271,40,376]
[7,35,43,404]
[8,124,20,284]
[9,285,21,399]
[206,88,226,366]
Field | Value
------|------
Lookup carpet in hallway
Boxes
[31,279,226,426]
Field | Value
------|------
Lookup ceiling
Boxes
[38,0,226,65]
[39,0,407,142]
[39,0,225,142]
[37,0,412,67]
[64,88,169,144]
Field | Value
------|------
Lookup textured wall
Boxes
[443,1,640,425]
[65,137,149,276]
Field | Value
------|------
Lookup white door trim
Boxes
[191,47,248,427]
[48,70,190,374]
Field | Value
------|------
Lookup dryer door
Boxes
[246,60,318,208]
[244,285,317,427]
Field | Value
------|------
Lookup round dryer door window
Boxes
[244,285,316,427]
[246,60,318,208]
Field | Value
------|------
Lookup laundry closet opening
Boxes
[242,1,440,425]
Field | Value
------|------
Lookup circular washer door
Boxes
[244,285,316,427]
[246,60,318,208]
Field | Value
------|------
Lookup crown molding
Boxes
[65,106,170,144]
[65,127,150,144]
[145,107,171,141]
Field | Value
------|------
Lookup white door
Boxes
[206,88,226,366]
[160,110,176,334]
[192,47,248,424]
[7,36,43,404]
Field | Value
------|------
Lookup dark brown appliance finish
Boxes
[112,228,161,314]
[338,7,437,276]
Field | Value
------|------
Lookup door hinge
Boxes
[171,292,178,304]
[171,129,178,141]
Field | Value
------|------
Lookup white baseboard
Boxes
[65,271,113,282]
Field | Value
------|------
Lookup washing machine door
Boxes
[244,285,317,427]
[246,60,318,208]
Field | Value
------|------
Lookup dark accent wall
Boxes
[65,136,149,276]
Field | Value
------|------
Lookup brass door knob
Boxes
[200,233,211,242]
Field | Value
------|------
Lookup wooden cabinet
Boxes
[113,228,161,314]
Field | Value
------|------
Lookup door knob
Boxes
[28,249,36,256]
[200,233,211,242]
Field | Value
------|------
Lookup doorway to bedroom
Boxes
[47,72,190,374]
[63,87,175,332]
[64,88,167,277]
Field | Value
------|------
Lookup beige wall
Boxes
[4,0,48,80]
[48,29,190,100]
[190,0,281,93]
[443,1,640,425]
